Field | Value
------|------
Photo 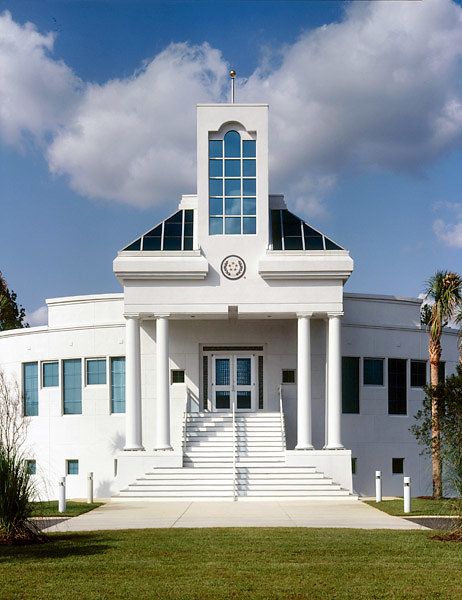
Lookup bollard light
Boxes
[404,476,411,513]
[87,472,94,504]
[58,476,66,513]
[375,470,382,503]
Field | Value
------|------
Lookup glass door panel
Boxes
[235,356,254,410]
[212,356,231,411]
[210,354,255,411]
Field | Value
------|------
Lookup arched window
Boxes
[209,130,256,235]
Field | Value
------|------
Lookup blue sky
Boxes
[1,0,462,325]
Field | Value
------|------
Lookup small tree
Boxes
[411,365,462,500]
[0,369,42,544]
[424,271,462,498]
[0,270,28,331]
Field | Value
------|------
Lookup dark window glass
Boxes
[388,359,406,415]
[243,159,256,176]
[352,457,357,475]
[224,130,240,157]
[26,460,36,475]
[145,224,162,237]
[67,460,79,475]
[209,217,223,235]
[63,359,82,415]
[225,217,241,234]
[243,217,256,234]
[271,210,282,250]
[210,198,223,216]
[184,209,194,223]
[209,159,222,177]
[143,237,161,251]
[258,356,264,410]
[225,197,241,215]
[184,222,193,236]
[243,197,256,215]
[325,238,342,250]
[43,361,59,387]
[438,362,446,383]
[163,237,182,251]
[209,140,222,158]
[209,179,223,196]
[203,356,208,411]
[243,178,256,196]
[342,357,360,414]
[243,140,256,157]
[304,236,324,250]
[225,159,240,177]
[87,359,106,385]
[392,458,404,474]
[282,369,296,384]
[411,360,426,387]
[111,357,125,414]
[183,237,193,250]
[124,239,141,251]
[23,362,38,416]
[364,358,383,386]
[171,370,185,384]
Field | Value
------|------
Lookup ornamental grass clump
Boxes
[0,369,45,545]
[0,445,44,545]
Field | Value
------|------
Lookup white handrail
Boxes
[279,385,286,451]
[182,410,187,457]
[232,399,237,501]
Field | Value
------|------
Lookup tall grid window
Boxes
[342,357,360,414]
[63,359,82,415]
[111,357,125,414]
[23,362,38,416]
[43,361,59,387]
[388,359,407,415]
[87,359,107,385]
[209,130,256,235]
[363,358,383,386]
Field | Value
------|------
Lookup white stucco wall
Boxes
[0,291,458,499]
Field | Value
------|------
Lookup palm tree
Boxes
[425,271,462,499]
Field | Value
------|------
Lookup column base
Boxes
[295,443,314,450]
[154,445,173,451]
[324,444,345,450]
[123,445,145,451]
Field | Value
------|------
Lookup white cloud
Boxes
[48,43,228,206]
[1,1,462,211]
[433,202,462,248]
[27,305,48,327]
[0,10,81,147]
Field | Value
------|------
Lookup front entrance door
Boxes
[211,355,255,411]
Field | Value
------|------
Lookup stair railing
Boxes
[232,398,237,501]
[279,385,287,451]
[182,410,187,458]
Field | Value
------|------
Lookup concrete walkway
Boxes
[44,499,428,532]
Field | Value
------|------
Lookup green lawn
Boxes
[364,497,461,517]
[30,501,103,517]
[1,528,462,599]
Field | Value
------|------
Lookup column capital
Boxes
[296,312,313,319]
[124,313,140,320]
[154,313,171,319]
[327,312,344,319]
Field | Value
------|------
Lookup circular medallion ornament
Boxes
[221,255,246,280]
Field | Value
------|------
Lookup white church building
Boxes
[0,100,458,501]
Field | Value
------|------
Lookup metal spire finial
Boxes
[230,70,236,104]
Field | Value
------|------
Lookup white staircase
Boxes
[116,412,352,500]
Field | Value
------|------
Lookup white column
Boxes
[326,314,344,449]
[296,314,314,450]
[124,316,143,450]
[155,316,172,450]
